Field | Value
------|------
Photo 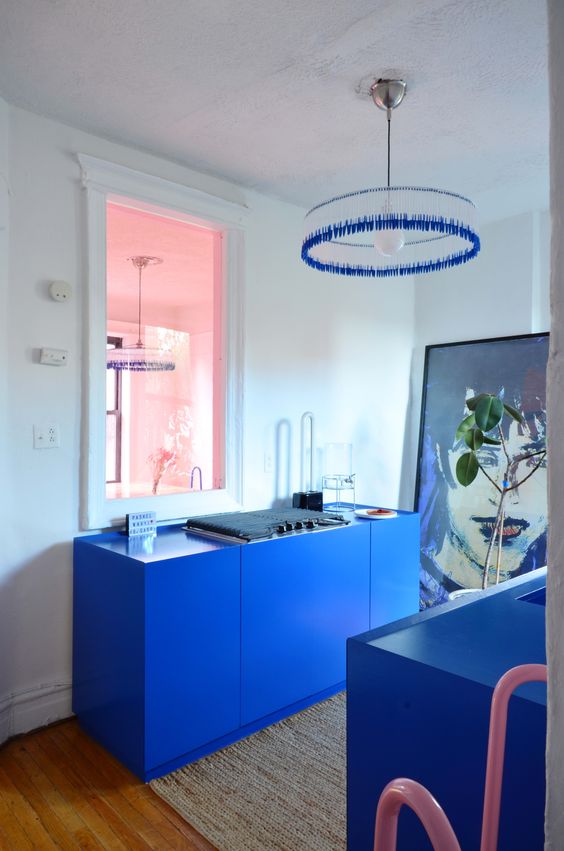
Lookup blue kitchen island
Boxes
[73,507,419,781]
[347,568,547,850]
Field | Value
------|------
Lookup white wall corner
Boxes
[530,209,550,334]
[0,98,10,546]
[0,98,9,225]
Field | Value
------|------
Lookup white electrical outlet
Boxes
[264,452,274,473]
[34,424,60,449]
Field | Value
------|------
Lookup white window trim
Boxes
[78,154,248,530]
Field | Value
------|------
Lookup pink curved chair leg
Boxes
[372,663,547,851]
[480,663,547,851]
[373,778,461,851]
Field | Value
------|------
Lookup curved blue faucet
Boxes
[190,466,203,491]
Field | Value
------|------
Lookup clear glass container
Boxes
[323,443,355,509]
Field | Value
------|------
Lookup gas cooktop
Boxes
[183,507,349,543]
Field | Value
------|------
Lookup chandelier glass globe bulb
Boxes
[374,228,405,257]
[374,194,405,256]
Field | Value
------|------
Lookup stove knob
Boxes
[295,521,303,530]
[306,519,316,529]
[285,522,294,531]
[277,524,286,534]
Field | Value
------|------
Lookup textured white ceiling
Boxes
[0,0,549,218]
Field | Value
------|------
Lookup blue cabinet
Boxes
[73,530,241,780]
[242,523,370,724]
[73,509,419,781]
[347,570,547,850]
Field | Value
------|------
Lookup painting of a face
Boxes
[416,335,549,608]
[445,418,547,584]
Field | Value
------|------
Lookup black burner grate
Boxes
[184,507,349,542]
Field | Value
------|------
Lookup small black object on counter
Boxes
[292,490,323,511]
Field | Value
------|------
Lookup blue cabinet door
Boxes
[145,546,241,771]
[73,541,146,779]
[241,524,370,725]
[370,513,419,628]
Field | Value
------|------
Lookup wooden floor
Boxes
[0,718,216,849]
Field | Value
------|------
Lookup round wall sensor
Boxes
[49,280,72,302]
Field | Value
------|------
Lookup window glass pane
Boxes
[105,201,219,500]
[106,413,118,482]
[106,365,117,412]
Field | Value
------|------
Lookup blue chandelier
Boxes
[301,79,480,278]
[107,256,175,372]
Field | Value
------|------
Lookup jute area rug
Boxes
[150,692,346,851]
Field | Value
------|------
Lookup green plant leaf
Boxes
[475,395,504,432]
[456,451,479,486]
[464,428,484,451]
[482,435,502,446]
[455,413,476,441]
[503,402,524,424]
[465,393,488,412]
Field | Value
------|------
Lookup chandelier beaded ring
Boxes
[301,79,480,278]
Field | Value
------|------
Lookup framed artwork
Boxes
[415,333,549,608]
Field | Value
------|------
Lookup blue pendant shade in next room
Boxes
[301,79,481,278]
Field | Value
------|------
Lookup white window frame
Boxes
[78,154,248,530]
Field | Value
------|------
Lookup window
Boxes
[105,202,220,500]
[79,155,247,529]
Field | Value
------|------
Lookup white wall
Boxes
[546,0,564,845]
[0,104,415,740]
[399,210,550,509]
[244,196,415,509]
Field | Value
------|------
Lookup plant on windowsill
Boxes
[454,393,547,590]
[147,406,194,496]
[148,447,176,495]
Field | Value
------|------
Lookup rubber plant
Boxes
[454,393,547,589]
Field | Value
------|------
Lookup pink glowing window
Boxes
[105,201,221,499]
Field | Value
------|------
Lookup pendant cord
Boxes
[387,107,391,188]
[137,262,143,347]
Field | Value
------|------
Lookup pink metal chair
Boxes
[372,663,547,851]
[373,778,461,851]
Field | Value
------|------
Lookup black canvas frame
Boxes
[414,331,549,608]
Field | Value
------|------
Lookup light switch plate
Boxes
[40,347,69,366]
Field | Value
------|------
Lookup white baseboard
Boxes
[0,681,73,745]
